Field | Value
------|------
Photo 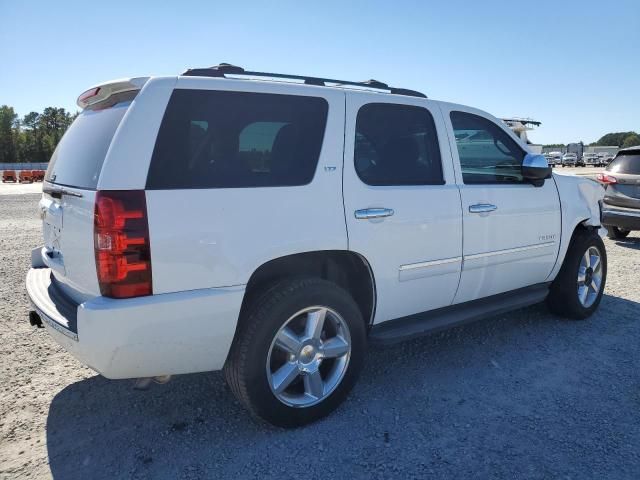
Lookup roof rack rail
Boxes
[181,63,427,98]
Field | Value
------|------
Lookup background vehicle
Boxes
[26,65,607,427]
[548,151,563,167]
[562,152,578,167]
[602,153,615,165]
[583,153,600,167]
[598,146,640,239]
[567,142,584,166]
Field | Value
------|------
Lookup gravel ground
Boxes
[1,193,639,480]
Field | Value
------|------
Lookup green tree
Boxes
[0,105,18,163]
[37,107,74,160]
[0,105,77,164]
[595,132,638,147]
[18,111,46,162]
[622,133,640,148]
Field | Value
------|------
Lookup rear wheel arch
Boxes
[239,250,376,330]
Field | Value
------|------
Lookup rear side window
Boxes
[607,153,640,174]
[450,111,526,184]
[354,103,443,186]
[146,90,328,189]
[45,101,131,189]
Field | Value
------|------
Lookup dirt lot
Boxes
[1,192,639,480]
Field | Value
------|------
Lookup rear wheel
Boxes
[224,277,366,427]
[606,226,630,240]
[547,229,606,319]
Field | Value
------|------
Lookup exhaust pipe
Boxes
[133,375,172,390]
[29,311,44,328]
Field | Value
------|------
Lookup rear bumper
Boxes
[602,206,640,231]
[26,267,244,379]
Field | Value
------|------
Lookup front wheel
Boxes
[224,277,366,427]
[547,229,607,319]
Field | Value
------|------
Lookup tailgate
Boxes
[40,84,140,303]
[40,188,99,303]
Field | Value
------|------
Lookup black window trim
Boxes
[354,102,446,187]
[450,110,529,186]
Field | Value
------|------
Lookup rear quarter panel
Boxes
[97,77,178,190]
[145,78,348,293]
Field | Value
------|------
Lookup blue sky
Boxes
[1,0,638,144]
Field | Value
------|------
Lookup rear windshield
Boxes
[45,101,130,189]
[607,153,640,174]
[146,90,328,189]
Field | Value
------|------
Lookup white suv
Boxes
[27,64,607,427]
[562,152,578,167]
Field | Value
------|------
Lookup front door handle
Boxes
[354,208,394,220]
[469,204,497,214]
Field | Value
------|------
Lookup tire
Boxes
[224,277,366,428]
[547,229,607,319]
[607,226,630,240]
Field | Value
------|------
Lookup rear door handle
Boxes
[469,204,497,214]
[354,208,394,220]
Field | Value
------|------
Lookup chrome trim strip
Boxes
[35,306,79,341]
[399,256,462,271]
[465,242,556,261]
[603,208,640,218]
[354,208,395,220]
[469,203,497,214]
[43,185,84,198]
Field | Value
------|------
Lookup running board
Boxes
[369,283,550,345]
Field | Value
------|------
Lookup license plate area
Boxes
[39,197,66,273]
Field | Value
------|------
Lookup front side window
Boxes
[146,90,328,189]
[450,111,526,184]
[354,103,444,186]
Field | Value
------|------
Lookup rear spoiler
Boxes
[77,77,149,109]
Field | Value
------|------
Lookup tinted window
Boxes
[450,111,526,184]
[607,153,640,174]
[45,101,131,189]
[146,90,328,189]
[354,103,443,186]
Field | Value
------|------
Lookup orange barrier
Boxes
[2,170,17,182]
[32,170,45,182]
[19,170,34,183]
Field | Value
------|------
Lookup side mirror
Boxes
[522,153,552,186]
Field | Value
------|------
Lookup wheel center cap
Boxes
[585,267,593,284]
[299,345,315,363]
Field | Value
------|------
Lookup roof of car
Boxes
[618,146,640,154]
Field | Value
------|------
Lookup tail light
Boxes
[596,173,617,185]
[94,190,152,298]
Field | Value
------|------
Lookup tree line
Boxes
[591,131,640,149]
[544,132,640,150]
[0,105,77,163]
